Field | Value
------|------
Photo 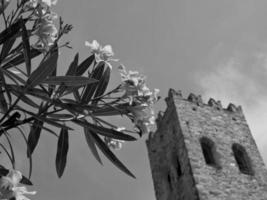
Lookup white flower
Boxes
[0,169,36,200]
[117,65,159,135]
[32,21,58,51]
[85,40,118,68]
[41,0,57,7]
[26,0,57,8]
[118,65,160,105]
[128,104,155,135]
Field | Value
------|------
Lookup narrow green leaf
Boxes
[43,76,98,86]
[92,66,111,104]
[20,175,33,185]
[76,54,94,76]
[17,107,74,130]
[1,112,20,127]
[0,19,24,45]
[66,53,79,75]
[57,54,79,96]
[21,23,31,76]
[47,113,74,120]
[0,70,11,103]
[0,85,7,113]
[83,126,102,165]
[92,104,129,116]
[10,88,39,108]
[0,167,8,176]
[26,48,58,88]
[73,119,136,141]
[91,132,136,178]
[81,62,105,103]
[7,84,49,100]
[1,68,26,85]
[2,48,42,70]
[56,128,69,178]
[27,119,43,156]
[72,88,81,102]
[48,62,57,96]
[0,37,16,61]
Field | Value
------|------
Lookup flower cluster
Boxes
[27,0,58,51]
[118,65,159,135]
[85,40,118,69]
[0,169,36,200]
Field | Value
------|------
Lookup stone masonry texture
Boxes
[146,89,267,200]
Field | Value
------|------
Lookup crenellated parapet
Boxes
[165,88,243,115]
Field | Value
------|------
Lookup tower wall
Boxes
[146,89,267,200]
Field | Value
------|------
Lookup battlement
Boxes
[165,88,243,114]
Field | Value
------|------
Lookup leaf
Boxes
[0,84,7,113]
[20,175,33,185]
[27,119,43,156]
[26,48,58,88]
[43,76,98,86]
[1,112,20,127]
[0,70,11,103]
[91,132,136,178]
[73,119,136,141]
[1,68,26,85]
[48,60,57,96]
[56,128,69,178]
[18,108,74,130]
[2,48,42,70]
[92,105,129,116]
[7,84,49,100]
[9,88,39,108]
[57,54,79,96]
[83,126,102,165]
[76,54,94,76]
[0,166,8,176]
[21,23,31,76]
[66,53,79,75]
[81,62,105,104]
[47,113,74,120]
[72,89,81,102]
[0,19,24,45]
[92,66,111,104]
[0,37,16,61]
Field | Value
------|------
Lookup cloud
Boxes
[198,53,267,164]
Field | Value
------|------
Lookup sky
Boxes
[3,0,267,200]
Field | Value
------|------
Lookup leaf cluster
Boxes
[0,0,141,184]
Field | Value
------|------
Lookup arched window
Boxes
[200,137,220,167]
[232,143,254,175]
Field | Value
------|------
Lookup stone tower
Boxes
[146,89,267,200]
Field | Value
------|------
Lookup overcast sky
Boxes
[5,0,267,200]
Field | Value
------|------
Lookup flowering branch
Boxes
[0,0,159,199]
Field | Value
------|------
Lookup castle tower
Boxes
[146,89,267,200]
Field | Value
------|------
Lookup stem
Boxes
[16,126,32,179]
[0,143,14,168]
[3,132,15,169]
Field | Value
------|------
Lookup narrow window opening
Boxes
[176,158,182,177]
[232,143,254,175]
[167,173,173,191]
[200,137,219,167]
